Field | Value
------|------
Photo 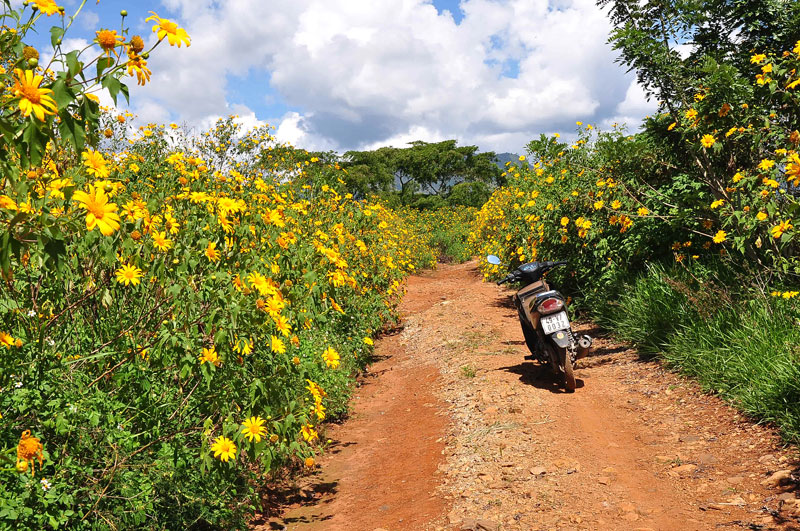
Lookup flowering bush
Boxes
[472,40,800,303]
[0,4,437,528]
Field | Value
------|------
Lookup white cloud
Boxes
[598,78,658,132]
[119,0,650,154]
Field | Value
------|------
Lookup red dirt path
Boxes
[257,261,800,531]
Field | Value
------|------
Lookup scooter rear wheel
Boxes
[563,352,576,393]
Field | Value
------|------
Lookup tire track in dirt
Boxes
[260,260,800,530]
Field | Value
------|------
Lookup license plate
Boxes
[541,311,570,335]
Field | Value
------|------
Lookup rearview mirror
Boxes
[486,255,501,265]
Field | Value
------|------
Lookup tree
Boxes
[344,140,501,205]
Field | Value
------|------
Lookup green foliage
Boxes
[345,140,501,204]
[0,6,441,529]
[471,2,800,447]
[605,264,800,443]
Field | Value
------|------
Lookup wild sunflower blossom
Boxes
[33,0,61,16]
[72,185,121,236]
[241,416,267,443]
[210,436,236,462]
[95,29,124,56]
[146,12,191,47]
[700,134,716,148]
[205,241,221,262]
[16,430,43,475]
[152,231,172,251]
[82,149,110,178]
[300,424,318,442]
[198,347,220,366]
[771,220,793,239]
[126,49,152,86]
[321,347,340,369]
[115,263,143,286]
[12,69,58,121]
[0,331,15,348]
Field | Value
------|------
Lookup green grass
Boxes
[599,263,800,442]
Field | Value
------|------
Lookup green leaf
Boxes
[65,50,82,79]
[102,76,122,105]
[50,79,74,112]
[50,26,64,48]
[96,56,114,79]
[43,238,67,270]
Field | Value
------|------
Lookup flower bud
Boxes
[120,10,128,17]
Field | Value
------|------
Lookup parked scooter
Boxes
[488,255,592,392]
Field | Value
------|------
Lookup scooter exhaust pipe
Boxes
[577,335,593,360]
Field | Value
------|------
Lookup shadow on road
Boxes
[499,361,585,393]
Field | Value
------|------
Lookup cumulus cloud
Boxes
[123,0,652,153]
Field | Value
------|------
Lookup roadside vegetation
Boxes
[0,4,444,529]
[473,0,800,442]
[4,0,800,528]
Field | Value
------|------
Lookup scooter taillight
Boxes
[538,297,564,315]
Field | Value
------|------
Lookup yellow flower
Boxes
[700,134,715,148]
[72,186,121,236]
[305,457,315,468]
[152,231,172,251]
[560,217,569,227]
[771,220,793,239]
[758,159,775,171]
[667,122,677,131]
[322,347,340,369]
[12,69,58,121]
[750,53,766,64]
[270,335,286,354]
[685,109,698,120]
[241,417,267,443]
[274,315,291,336]
[205,241,221,262]
[611,200,621,209]
[115,264,143,286]
[32,0,61,16]
[0,332,14,348]
[637,207,649,216]
[710,199,725,209]
[363,337,373,346]
[198,347,221,366]
[81,149,110,179]
[126,50,152,86]
[756,211,768,221]
[232,338,253,356]
[95,29,124,55]
[0,195,18,211]
[16,430,43,475]
[210,436,236,462]
[146,12,191,47]
[593,200,604,210]
[712,230,727,243]
[300,424,318,442]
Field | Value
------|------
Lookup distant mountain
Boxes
[493,152,522,168]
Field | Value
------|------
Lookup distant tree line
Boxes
[301,140,504,208]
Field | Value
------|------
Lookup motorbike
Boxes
[487,255,592,392]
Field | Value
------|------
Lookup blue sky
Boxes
[11,0,655,153]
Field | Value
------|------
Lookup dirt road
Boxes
[261,261,800,530]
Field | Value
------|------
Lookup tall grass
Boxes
[600,264,800,442]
